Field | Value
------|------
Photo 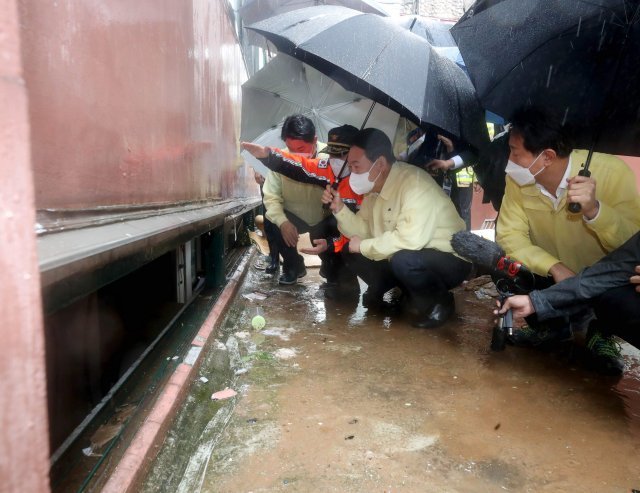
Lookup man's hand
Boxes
[494,295,535,319]
[567,175,598,219]
[348,236,362,253]
[253,169,265,186]
[425,158,454,173]
[631,265,640,293]
[322,185,344,213]
[549,262,575,283]
[300,238,328,255]
[241,141,269,159]
[280,221,299,248]
[437,134,454,153]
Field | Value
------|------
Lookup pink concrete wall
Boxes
[0,0,50,491]
[619,156,640,192]
[19,0,252,210]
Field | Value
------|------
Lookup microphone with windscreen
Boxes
[451,231,536,350]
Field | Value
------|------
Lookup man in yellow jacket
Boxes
[323,128,471,328]
[497,106,640,374]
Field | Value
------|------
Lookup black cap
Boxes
[320,124,359,155]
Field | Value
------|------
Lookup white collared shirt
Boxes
[535,156,571,210]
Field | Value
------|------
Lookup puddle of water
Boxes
[143,266,640,493]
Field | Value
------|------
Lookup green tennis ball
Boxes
[251,315,266,330]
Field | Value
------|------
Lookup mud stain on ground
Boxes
[142,263,640,493]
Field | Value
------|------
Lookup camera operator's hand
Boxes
[494,295,535,319]
[631,265,640,293]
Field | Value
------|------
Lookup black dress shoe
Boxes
[362,288,384,308]
[278,270,298,285]
[412,292,455,329]
[265,258,279,274]
[278,263,306,285]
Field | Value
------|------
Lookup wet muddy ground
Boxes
[142,253,640,492]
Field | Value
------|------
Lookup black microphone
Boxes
[451,231,535,351]
[451,231,535,294]
[451,230,505,269]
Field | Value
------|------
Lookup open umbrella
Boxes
[240,0,389,48]
[390,15,456,47]
[451,0,640,157]
[246,5,490,152]
[240,53,400,175]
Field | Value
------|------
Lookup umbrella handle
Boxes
[568,167,591,214]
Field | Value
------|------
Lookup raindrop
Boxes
[546,65,554,88]
[576,17,582,37]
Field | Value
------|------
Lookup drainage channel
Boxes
[50,247,251,493]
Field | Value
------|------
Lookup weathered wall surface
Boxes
[0,0,50,491]
[19,0,251,211]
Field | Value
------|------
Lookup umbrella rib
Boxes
[361,30,404,80]
[249,86,315,111]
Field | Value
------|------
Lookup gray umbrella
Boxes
[246,5,489,151]
[390,15,456,47]
[240,53,401,176]
[240,53,400,143]
[240,0,389,48]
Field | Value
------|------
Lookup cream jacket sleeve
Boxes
[262,171,287,227]
[334,196,373,241]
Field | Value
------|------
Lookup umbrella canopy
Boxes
[246,5,489,152]
[241,54,401,175]
[240,0,389,47]
[390,15,456,47]
[451,0,640,156]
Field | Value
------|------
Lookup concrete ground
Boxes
[141,253,640,493]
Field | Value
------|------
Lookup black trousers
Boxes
[274,211,340,277]
[264,216,280,262]
[594,285,640,347]
[342,248,471,307]
[451,183,473,231]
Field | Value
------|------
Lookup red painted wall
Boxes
[18,0,252,211]
[0,0,50,491]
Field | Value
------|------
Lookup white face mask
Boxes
[349,158,381,195]
[505,152,545,186]
[329,157,346,178]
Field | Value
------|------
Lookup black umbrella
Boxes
[390,15,456,47]
[451,0,640,157]
[246,5,489,152]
